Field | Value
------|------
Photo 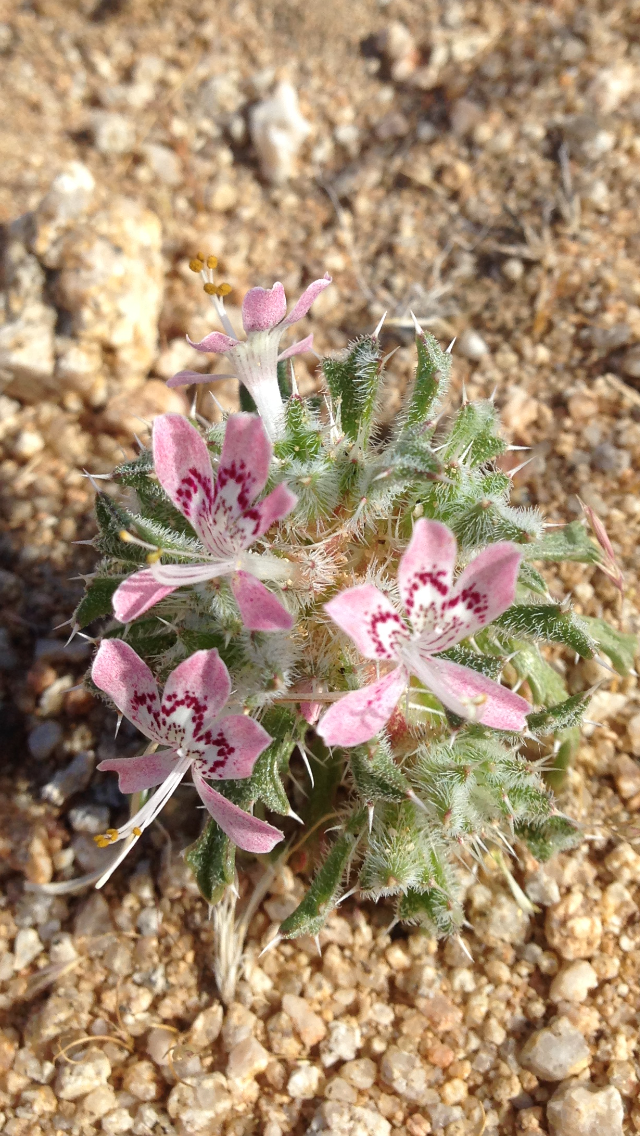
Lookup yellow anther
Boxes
[203,282,218,295]
[217,282,232,296]
[147,549,163,564]
[93,834,110,848]
[206,255,218,269]
[189,258,204,273]
[132,826,142,837]
[119,529,134,542]
[106,828,119,841]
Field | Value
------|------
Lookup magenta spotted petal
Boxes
[91,642,278,883]
[193,772,284,853]
[319,519,529,746]
[92,639,163,742]
[112,412,296,631]
[194,714,272,780]
[325,585,409,661]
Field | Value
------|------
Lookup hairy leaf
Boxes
[581,616,637,676]
[185,822,236,904]
[279,832,356,939]
[323,336,382,442]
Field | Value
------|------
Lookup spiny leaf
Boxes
[402,330,451,427]
[95,494,146,563]
[437,645,504,679]
[185,822,235,904]
[349,741,410,803]
[277,397,323,461]
[323,335,382,442]
[496,604,595,658]
[279,832,356,939]
[73,576,121,629]
[104,619,177,657]
[527,520,600,564]
[527,691,591,734]
[443,400,506,467]
[396,886,464,936]
[515,815,581,862]
[580,616,637,676]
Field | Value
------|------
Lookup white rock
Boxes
[588,61,638,114]
[42,750,95,805]
[525,867,561,907]
[13,928,44,970]
[102,1108,134,1135]
[283,993,327,1047]
[307,1101,391,1136]
[320,1020,362,1068]
[521,1017,591,1081]
[550,961,598,1004]
[56,1048,111,1100]
[547,1079,624,1136]
[583,691,627,737]
[141,143,182,186]
[32,162,95,265]
[226,1036,270,1081]
[221,1003,257,1051]
[250,81,311,184]
[91,111,136,155]
[288,1063,321,1099]
[380,1046,430,1104]
[68,804,110,835]
[457,327,489,360]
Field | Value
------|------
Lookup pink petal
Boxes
[239,482,297,544]
[152,414,220,552]
[398,519,457,634]
[419,541,523,653]
[193,714,272,779]
[325,584,409,660]
[317,667,408,747]
[187,331,239,353]
[166,370,236,388]
[149,561,232,586]
[160,649,232,749]
[242,282,287,332]
[214,413,272,526]
[409,652,530,731]
[277,333,314,361]
[98,750,180,794]
[112,570,176,622]
[282,274,332,328]
[231,572,293,631]
[92,639,163,741]
[193,773,284,853]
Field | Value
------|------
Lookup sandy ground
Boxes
[1,1,640,1133]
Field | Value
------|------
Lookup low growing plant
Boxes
[73,261,635,947]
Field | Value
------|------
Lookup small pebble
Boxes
[226,1036,270,1081]
[42,750,95,804]
[287,1063,321,1099]
[520,1017,591,1081]
[282,993,327,1047]
[13,927,44,970]
[55,1048,111,1100]
[549,961,598,1003]
[458,327,489,360]
[547,1080,624,1136]
[68,803,110,834]
[28,720,63,760]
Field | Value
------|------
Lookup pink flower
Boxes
[112,413,296,630]
[317,519,530,747]
[92,639,283,886]
[167,275,332,440]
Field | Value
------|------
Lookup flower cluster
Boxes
[77,268,634,937]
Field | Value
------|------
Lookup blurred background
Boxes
[1,7,640,1134]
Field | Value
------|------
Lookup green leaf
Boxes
[402,330,451,427]
[527,691,591,734]
[277,398,323,461]
[511,642,567,707]
[239,384,257,413]
[515,815,581,862]
[322,336,382,442]
[247,709,296,815]
[527,521,600,564]
[496,604,595,659]
[279,833,356,939]
[517,561,549,597]
[581,616,637,676]
[545,726,580,791]
[387,432,441,479]
[277,359,292,399]
[349,741,410,803]
[74,576,121,629]
[443,400,506,467]
[94,494,145,562]
[437,645,504,679]
[185,821,236,904]
[396,887,464,936]
[104,618,177,657]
